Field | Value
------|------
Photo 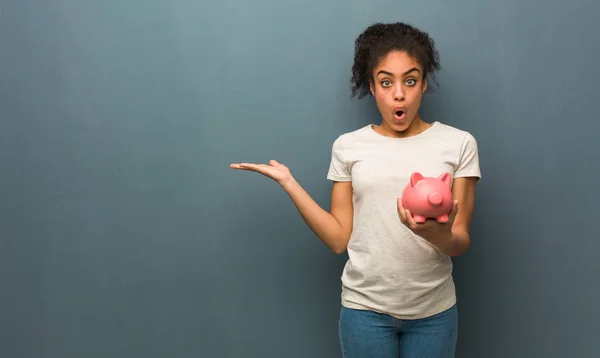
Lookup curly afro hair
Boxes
[351,22,441,99]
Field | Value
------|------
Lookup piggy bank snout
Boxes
[428,192,443,206]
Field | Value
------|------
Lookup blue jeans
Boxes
[338,304,458,358]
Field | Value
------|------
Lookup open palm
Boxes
[230,160,292,186]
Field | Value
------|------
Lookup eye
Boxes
[405,79,417,86]
[381,80,392,87]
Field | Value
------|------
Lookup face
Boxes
[369,51,428,137]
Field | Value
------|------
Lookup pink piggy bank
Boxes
[401,172,453,223]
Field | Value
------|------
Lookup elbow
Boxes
[332,245,347,255]
[447,231,471,257]
[448,247,468,257]
[323,227,351,255]
[331,234,350,255]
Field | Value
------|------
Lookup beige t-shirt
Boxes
[327,121,481,319]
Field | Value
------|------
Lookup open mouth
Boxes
[394,109,406,120]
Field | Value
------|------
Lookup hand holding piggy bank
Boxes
[401,172,453,223]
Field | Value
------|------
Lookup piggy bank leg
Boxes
[436,214,449,223]
[413,214,427,223]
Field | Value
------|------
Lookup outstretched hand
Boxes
[230,160,293,187]
[397,198,459,250]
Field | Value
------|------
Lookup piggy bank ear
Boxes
[438,172,452,187]
[410,172,424,186]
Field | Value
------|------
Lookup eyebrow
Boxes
[377,67,420,77]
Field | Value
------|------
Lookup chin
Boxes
[389,119,412,131]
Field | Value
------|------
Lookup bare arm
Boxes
[230,160,354,254]
[447,176,478,256]
[282,178,353,254]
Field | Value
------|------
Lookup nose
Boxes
[394,84,404,101]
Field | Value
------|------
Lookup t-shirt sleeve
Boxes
[454,132,481,179]
[327,136,352,182]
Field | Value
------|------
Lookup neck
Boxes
[375,115,432,138]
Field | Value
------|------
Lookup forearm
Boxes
[281,177,350,253]
[435,229,470,257]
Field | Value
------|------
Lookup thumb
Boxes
[449,200,459,218]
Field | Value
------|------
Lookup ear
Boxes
[369,80,375,96]
[422,78,428,93]
[410,172,424,186]
[438,172,452,187]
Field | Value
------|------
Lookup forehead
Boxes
[373,51,422,75]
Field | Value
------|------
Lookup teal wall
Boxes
[1,1,598,357]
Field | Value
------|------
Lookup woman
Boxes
[230,22,480,358]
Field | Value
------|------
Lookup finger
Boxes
[397,198,407,223]
[405,209,418,229]
[448,200,459,221]
[231,163,268,174]
[230,163,255,170]
[230,163,247,169]
[396,199,417,229]
[269,159,280,166]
